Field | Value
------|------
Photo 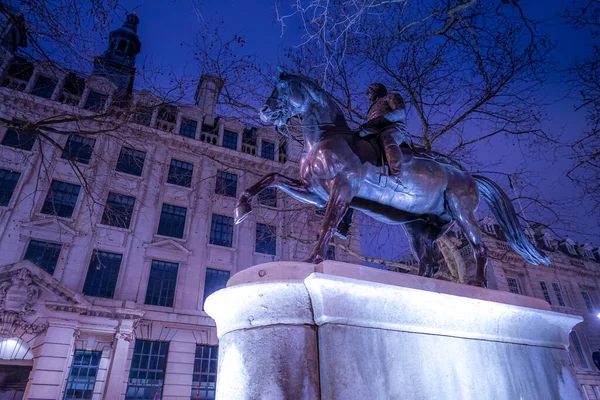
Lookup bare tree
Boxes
[564,0,600,212]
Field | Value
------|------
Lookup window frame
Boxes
[166,159,194,188]
[506,276,521,295]
[125,340,169,400]
[115,147,146,177]
[24,239,62,275]
[260,140,275,160]
[222,130,238,150]
[179,117,198,139]
[61,135,96,165]
[255,223,277,255]
[156,203,187,239]
[0,168,21,207]
[215,171,238,197]
[1,127,37,151]
[209,214,234,247]
[63,350,102,400]
[100,192,136,229]
[145,260,179,307]
[582,291,595,313]
[31,74,57,99]
[40,180,81,218]
[84,90,108,112]
[203,268,230,307]
[82,250,123,299]
[191,345,219,400]
[258,187,277,207]
[552,282,566,307]
[540,281,552,305]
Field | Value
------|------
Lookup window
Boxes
[125,340,169,400]
[101,193,135,229]
[40,180,81,218]
[61,135,96,164]
[566,243,577,255]
[156,105,177,132]
[82,251,122,298]
[191,345,218,400]
[60,73,85,106]
[585,249,595,259]
[540,281,552,304]
[582,291,595,313]
[222,130,238,150]
[258,187,277,207]
[570,331,589,369]
[326,245,336,260]
[157,204,187,239]
[215,171,237,197]
[261,140,275,160]
[0,169,20,206]
[31,75,57,99]
[179,117,197,138]
[116,147,146,176]
[255,223,276,255]
[506,277,521,294]
[203,268,230,306]
[167,159,193,187]
[552,282,566,306]
[278,139,287,163]
[84,91,108,112]
[1,56,33,91]
[145,260,178,307]
[134,105,154,126]
[63,350,101,400]
[2,127,37,151]
[592,385,600,400]
[24,239,61,275]
[209,215,233,247]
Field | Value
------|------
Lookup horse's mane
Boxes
[284,74,342,115]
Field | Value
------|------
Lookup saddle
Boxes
[349,131,463,172]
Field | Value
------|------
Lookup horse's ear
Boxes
[271,75,279,84]
[277,66,287,78]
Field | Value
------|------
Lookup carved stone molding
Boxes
[0,310,47,337]
[0,269,39,314]
[114,331,135,342]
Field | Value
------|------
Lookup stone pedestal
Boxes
[205,261,584,400]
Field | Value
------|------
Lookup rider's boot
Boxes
[380,133,403,176]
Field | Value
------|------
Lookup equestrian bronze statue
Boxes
[234,70,550,287]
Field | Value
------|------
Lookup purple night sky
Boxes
[105,0,597,257]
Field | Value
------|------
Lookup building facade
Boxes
[0,14,358,400]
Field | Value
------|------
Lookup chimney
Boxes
[195,74,223,124]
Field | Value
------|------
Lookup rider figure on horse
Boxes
[359,83,411,176]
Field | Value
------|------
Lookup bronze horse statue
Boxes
[234,72,550,286]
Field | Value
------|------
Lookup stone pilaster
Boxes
[24,323,76,400]
[162,332,196,399]
[102,330,134,400]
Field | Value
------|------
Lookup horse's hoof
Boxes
[303,255,324,264]
[466,278,487,288]
[234,202,252,225]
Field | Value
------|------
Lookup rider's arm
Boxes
[384,93,406,123]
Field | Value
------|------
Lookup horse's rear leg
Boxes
[446,193,488,287]
[403,220,449,278]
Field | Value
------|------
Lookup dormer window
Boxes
[566,243,576,255]
[60,73,85,106]
[84,91,108,112]
[156,105,177,133]
[585,249,595,259]
[134,105,154,126]
[1,56,33,91]
[543,237,552,249]
[31,75,57,99]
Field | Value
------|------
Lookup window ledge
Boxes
[114,170,144,180]
[34,213,74,223]
[95,223,132,233]
[165,182,192,190]
[153,234,186,243]
[207,243,235,252]
[57,158,92,168]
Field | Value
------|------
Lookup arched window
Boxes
[0,337,33,360]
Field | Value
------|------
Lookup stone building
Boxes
[426,218,600,399]
[0,13,358,400]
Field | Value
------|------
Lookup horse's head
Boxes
[260,69,314,128]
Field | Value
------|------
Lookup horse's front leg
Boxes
[305,177,354,263]
[234,172,325,224]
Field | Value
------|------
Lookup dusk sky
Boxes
[105,0,597,253]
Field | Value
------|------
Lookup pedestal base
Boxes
[205,261,583,400]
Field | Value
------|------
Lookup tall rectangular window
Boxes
[134,105,154,126]
[209,215,233,247]
[191,345,218,400]
[145,260,178,307]
[592,385,600,400]
[61,135,96,164]
[258,187,277,207]
[157,204,187,239]
[167,159,193,187]
[63,350,101,400]
[1,56,33,91]
[40,180,81,218]
[222,130,238,150]
[506,277,521,294]
[255,223,276,255]
[100,193,135,229]
[582,291,595,313]
[552,282,566,306]
[203,268,230,306]
[540,281,552,304]
[84,91,108,112]
[126,340,169,400]
[116,147,146,176]
[570,331,589,369]
[2,127,36,151]
[261,140,275,160]
[326,245,336,260]
[0,168,20,206]
[337,209,354,238]
[24,239,62,275]
[31,75,57,99]
[179,117,197,138]
[82,251,122,298]
[215,171,237,197]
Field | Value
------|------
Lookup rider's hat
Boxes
[367,83,388,97]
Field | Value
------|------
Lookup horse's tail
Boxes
[473,175,550,265]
